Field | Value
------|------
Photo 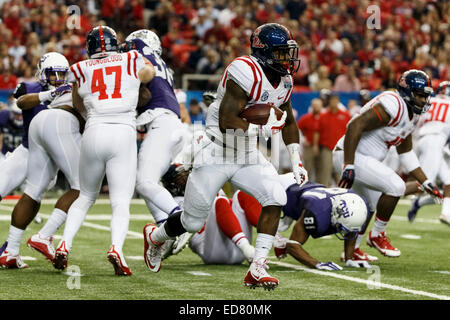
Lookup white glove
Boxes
[287,143,308,186]
[261,108,287,140]
[316,261,343,271]
[345,259,372,268]
[180,142,194,171]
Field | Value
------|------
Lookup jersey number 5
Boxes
[91,66,122,100]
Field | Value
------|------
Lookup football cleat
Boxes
[244,258,278,290]
[53,240,69,270]
[0,251,28,269]
[172,232,193,255]
[340,247,379,262]
[161,239,175,261]
[366,231,401,257]
[407,198,420,223]
[440,214,450,226]
[143,224,165,273]
[27,233,55,261]
[107,245,132,276]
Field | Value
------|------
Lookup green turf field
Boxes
[0,198,449,300]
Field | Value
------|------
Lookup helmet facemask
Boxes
[270,40,300,76]
[397,71,434,115]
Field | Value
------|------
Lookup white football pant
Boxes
[181,146,286,233]
[417,134,450,185]
[136,112,184,223]
[62,124,137,251]
[24,109,81,201]
[332,148,407,212]
[0,144,28,198]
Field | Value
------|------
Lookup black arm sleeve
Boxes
[13,83,27,99]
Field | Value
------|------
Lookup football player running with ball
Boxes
[143,23,308,291]
[53,26,155,276]
[333,70,443,259]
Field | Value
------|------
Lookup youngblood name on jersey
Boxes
[207,55,293,149]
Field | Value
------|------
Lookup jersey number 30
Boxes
[91,66,122,100]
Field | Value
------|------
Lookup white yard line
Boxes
[268,259,450,300]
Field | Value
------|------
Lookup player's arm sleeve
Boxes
[225,60,259,101]
[13,83,27,99]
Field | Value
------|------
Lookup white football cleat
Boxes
[244,258,278,290]
[366,231,401,257]
[172,232,192,255]
[107,245,132,276]
[53,240,69,270]
[27,233,55,261]
[161,239,175,260]
[143,224,165,273]
[0,251,28,269]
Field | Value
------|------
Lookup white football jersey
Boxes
[206,55,293,150]
[336,90,421,161]
[69,50,146,128]
[417,96,450,138]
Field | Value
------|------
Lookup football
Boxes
[239,104,284,125]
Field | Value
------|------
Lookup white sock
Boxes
[110,203,130,252]
[6,225,24,256]
[150,222,172,243]
[441,197,450,217]
[371,216,388,237]
[232,232,249,248]
[355,233,364,249]
[418,195,435,207]
[39,208,67,238]
[61,196,93,250]
[253,233,274,262]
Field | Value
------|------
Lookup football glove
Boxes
[50,83,72,99]
[315,261,343,271]
[287,143,308,186]
[261,108,287,140]
[273,233,287,259]
[338,164,355,189]
[420,180,443,204]
[345,259,372,268]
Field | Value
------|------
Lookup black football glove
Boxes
[338,164,355,189]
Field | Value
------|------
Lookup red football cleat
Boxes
[107,245,132,276]
[244,258,278,290]
[0,251,28,269]
[143,224,165,273]
[27,233,55,262]
[366,231,401,257]
[53,240,69,270]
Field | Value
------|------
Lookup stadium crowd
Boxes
[0,0,449,93]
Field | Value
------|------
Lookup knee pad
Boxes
[257,181,287,207]
[385,175,406,197]
[181,211,206,233]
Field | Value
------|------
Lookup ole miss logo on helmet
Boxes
[252,26,265,48]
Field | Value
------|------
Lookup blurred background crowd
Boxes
[0,0,448,92]
[0,0,449,188]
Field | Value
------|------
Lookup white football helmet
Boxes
[36,52,69,87]
[126,29,162,56]
[330,192,368,240]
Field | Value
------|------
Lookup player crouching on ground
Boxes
[274,174,370,270]
[333,70,443,259]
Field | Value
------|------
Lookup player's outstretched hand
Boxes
[293,163,308,187]
[420,179,443,204]
[345,259,372,268]
[338,164,355,189]
[316,261,343,271]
